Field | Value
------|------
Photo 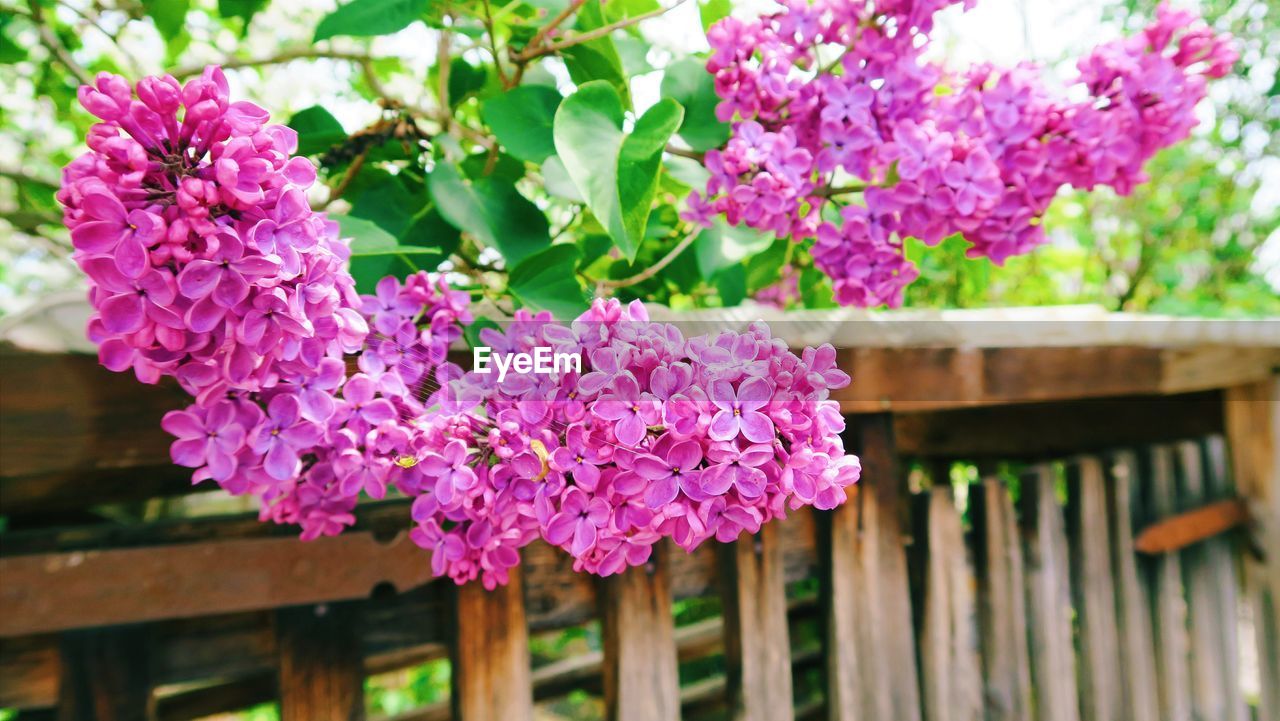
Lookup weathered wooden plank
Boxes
[276,602,365,721]
[817,501,865,721]
[719,521,794,721]
[452,566,533,721]
[893,391,1224,459]
[917,486,982,721]
[1224,378,1280,721]
[1202,436,1250,721]
[1177,440,1248,721]
[56,626,153,721]
[1104,452,1159,721]
[599,542,680,721]
[972,478,1031,721]
[1066,456,1123,721]
[1141,445,1192,721]
[1018,465,1079,721]
[849,413,922,721]
[0,530,436,637]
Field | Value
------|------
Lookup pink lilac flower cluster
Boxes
[160,273,471,540]
[691,0,1236,307]
[399,298,860,588]
[58,66,368,399]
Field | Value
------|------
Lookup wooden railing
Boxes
[0,311,1277,721]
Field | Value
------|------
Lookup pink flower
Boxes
[249,395,321,481]
[591,373,661,446]
[162,400,245,481]
[546,487,610,557]
[634,437,704,509]
[709,376,775,443]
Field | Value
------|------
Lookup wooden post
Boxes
[917,486,982,721]
[599,542,680,721]
[452,566,533,721]
[1067,456,1123,721]
[276,602,364,721]
[818,500,865,721]
[1105,451,1159,721]
[1141,445,1193,721]
[56,626,153,721]
[1176,440,1247,721]
[847,413,923,721]
[972,478,1031,721]
[720,521,793,721]
[1019,465,1080,721]
[1224,378,1280,721]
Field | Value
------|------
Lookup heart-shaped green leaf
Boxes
[553,81,683,262]
[481,85,563,163]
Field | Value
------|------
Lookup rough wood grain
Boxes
[817,502,865,721]
[917,486,982,721]
[452,566,533,721]
[1104,452,1159,721]
[599,542,680,721]
[1018,465,1079,721]
[276,602,364,721]
[972,478,1031,721]
[850,413,922,721]
[56,626,153,721]
[1141,445,1192,721]
[719,521,794,721]
[1067,456,1123,721]
[1176,440,1247,721]
[1224,379,1280,721]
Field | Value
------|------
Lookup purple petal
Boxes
[708,411,740,442]
[739,411,776,444]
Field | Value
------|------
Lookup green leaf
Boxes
[716,265,746,306]
[695,218,774,278]
[553,81,683,262]
[428,164,550,266]
[314,0,428,41]
[218,0,269,30]
[561,0,630,106]
[350,174,428,237]
[481,86,562,163]
[508,244,588,319]
[661,58,730,152]
[142,0,190,40]
[698,0,730,32]
[334,214,441,293]
[447,57,487,106]
[287,106,346,157]
[464,316,500,349]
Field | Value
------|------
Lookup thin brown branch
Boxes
[522,0,588,56]
[811,183,869,198]
[599,228,701,289]
[664,144,705,161]
[29,0,91,86]
[319,151,368,210]
[511,0,689,63]
[480,0,511,88]
[172,49,374,80]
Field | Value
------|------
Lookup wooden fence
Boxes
[1,310,1277,721]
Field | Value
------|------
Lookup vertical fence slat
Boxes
[854,413,922,721]
[56,626,153,721]
[973,478,1031,721]
[1067,456,1123,721]
[600,542,680,721]
[276,602,364,721]
[1177,440,1246,721]
[453,566,533,721]
[720,521,793,721]
[1202,435,1250,721]
[1224,379,1280,721]
[1105,451,1159,721]
[1019,464,1079,721]
[1143,445,1192,721]
[819,501,866,721]
[918,486,982,721]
